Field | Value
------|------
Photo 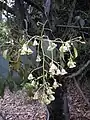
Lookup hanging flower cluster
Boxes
[1,21,83,105]
[49,62,67,76]
[24,34,80,104]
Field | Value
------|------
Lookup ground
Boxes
[0,88,48,120]
[68,79,90,120]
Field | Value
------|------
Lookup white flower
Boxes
[67,59,76,68]
[28,74,34,80]
[49,63,58,70]
[31,80,35,86]
[47,88,54,95]
[59,45,68,53]
[21,43,33,55]
[27,48,33,54]
[49,95,55,101]
[47,41,57,51]
[65,42,71,49]
[49,63,58,75]
[53,80,59,89]
[45,99,51,104]
[22,43,28,51]
[49,63,67,76]
[42,93,50,104]
[60,68,67,75]
[36,55,41,62]
[20,49,26,55]
[56,69,61,75]
[33,39,38,46]
[59,42,71,53]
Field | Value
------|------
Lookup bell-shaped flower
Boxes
[49,94,55,101]
[28,73,34,80]
[33,39,39,46]
[27,48,33,55]
[49,63,58,75]
[65,41,71,48]
[67,59,76,68]
[47,88,55,95]
[47,41,57,51]
[53,79,59,89]
[21,43,33,55]
[36,54,41,62]
[55,69,61,75]
[22,43,28,51]
[59,44,68,53]
[60,68,67,75]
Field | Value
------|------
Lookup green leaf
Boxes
[73,47,78,58]
[24,83,34,96]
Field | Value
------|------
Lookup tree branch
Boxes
[57,25,90,30]
[68,60,90,78]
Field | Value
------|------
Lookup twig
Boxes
[73,77,90,105]
[57,25,90,29]
[68,60,90,78]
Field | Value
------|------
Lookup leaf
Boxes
[44,0,51,15]
[73,47,78,58]
[3,49,8,59]
[24,83,35,96]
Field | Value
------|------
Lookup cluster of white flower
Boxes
[49,62,67,76]
[20,43,33,55]
[67,58,76,68]
[59,41,70,53]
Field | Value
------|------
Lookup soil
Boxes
[1,78,90,120]
[67,80,90,120]
[0,88,48,120]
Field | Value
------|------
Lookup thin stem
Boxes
[31,66,43,73]
[41,20,48,36]
[45,54,62,67]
